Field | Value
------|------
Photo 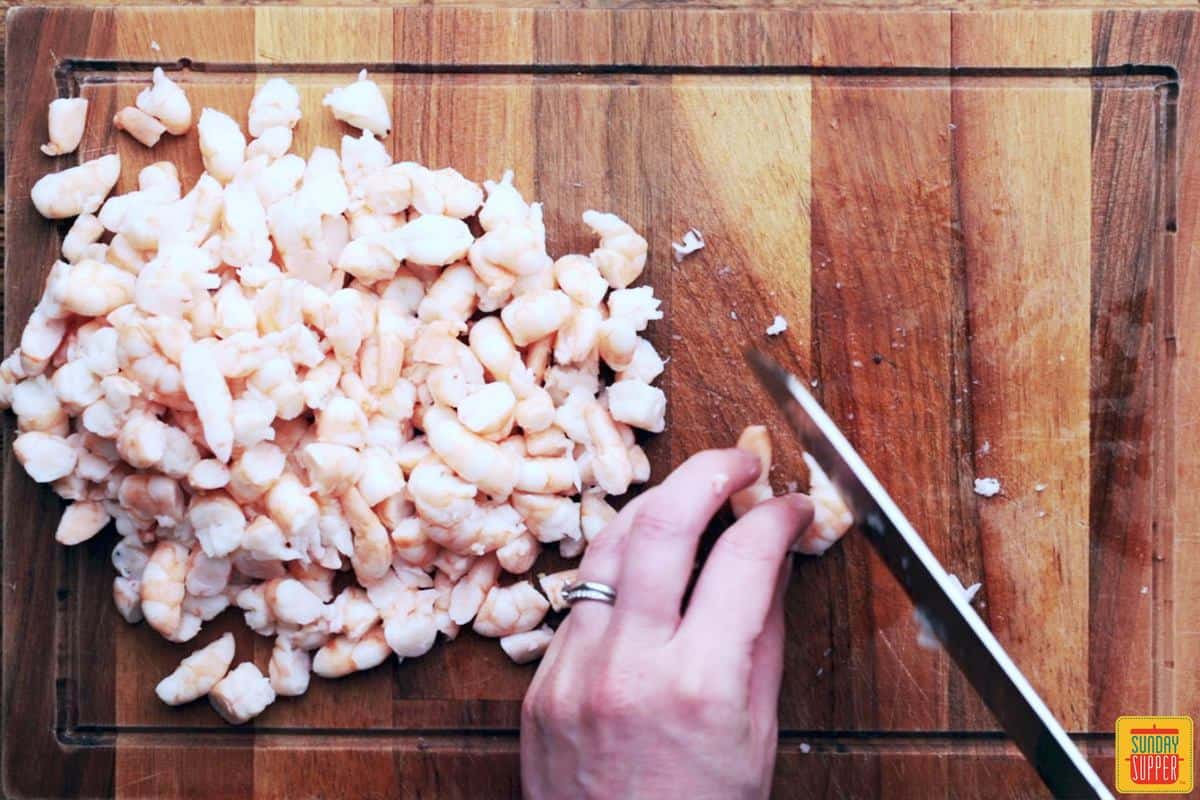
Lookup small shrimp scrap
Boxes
[8,72,667,724]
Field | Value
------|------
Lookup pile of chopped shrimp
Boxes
[3,70,668,724]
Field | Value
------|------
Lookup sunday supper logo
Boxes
[1115,716,1193,794]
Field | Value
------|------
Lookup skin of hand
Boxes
[520,448,814,800]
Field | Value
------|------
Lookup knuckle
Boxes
[583,668,643,722]
[631,504,679,543]
[524,674,577,725]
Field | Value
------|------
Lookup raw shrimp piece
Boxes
[249,358,305,421]
[580,489,616,540]
[186,549,232,597]
[583,401,633,496]
[316,395,369,448]
[269,639,311,696]
[525,427,572,458]
[248,78,301,137]
[136,67,192,135]
[328,586,379,640]
[516,456,580,495]
[419,264,478,329]
[263,577,325,626]
[796,453,854,556]
[606,379,666,433]
[617,338,665,385]
[299,146,350,216]
[499,290,572,347]
[114,106,167,147]
[607,286,663,332]
[13,375,68,433]
[340,487,392,582]
[448,555,500,624]
[141,541,189,638]
[113,576,144,623]
[581,210,648,289]
[156,632,235,705]
[355,447,405,506]
[266,472,320,541]
[496,530,539,574]
[473,582,549,638]
[62,213,104,263]
[456,382,516,439]
[383,593,439,658]
[597,317,638,372]
[312,626,390,678]
[221,181,271,268]
[389,214,474,267]
[423,406,520,498]
[14,431,77,482]
[209,662,276,724]
[553,254,608,308]
[246,126,293,161]
[55,500,110,545]
[31,153,121,219]
[41,98,88,156]
[242,516,299,563]
[62,259,137,317]
[554,306,602,365]
[114,412,169,471]
[512,493,581,543]
[731,425,772,518]
[500,625,554,664]
[323,69,391,137]
[300,442,361,496]
[188,492,247,558]
[538,569,578,612]
[51,360,102,411]
[182,340,235,462]
[228,442,286,503]
[342,130,392,190]
[197,108,246,183]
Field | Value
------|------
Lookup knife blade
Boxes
[745,350,1112,800]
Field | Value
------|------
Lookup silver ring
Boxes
[563,580,617,607]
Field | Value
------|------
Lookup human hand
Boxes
[520,448,814,800]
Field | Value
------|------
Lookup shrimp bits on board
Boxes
[8,73,667,723]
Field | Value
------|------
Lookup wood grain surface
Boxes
[2,6,1194,799]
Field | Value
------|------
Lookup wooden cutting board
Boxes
[4,6,1198,798]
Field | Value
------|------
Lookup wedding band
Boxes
[563,580,617,607]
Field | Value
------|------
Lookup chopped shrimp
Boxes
[538,569,578,612]
[181,340,235,462]
[423,406,519,498]
[473,582,549,638]
[312,626,390,678]
[496,530,540,574]
[796,453,854,556]
[55,500,111,545]
[114,106,167,148]
[197,108,246,183]
[340,487,392,581]
[141,540,190,638]
[580,489,617,540]
[14,431,77,482]
[136,67,192,135]
[731,425,772,518]
[390,214,474,267]
[606,379,666,433]
[248,78,301,137]
[583,400,633,496]
[511,493,581,543]
[581,210,648,289]
[448,554,500,624]
[322,69,391,137]
[156,632,235,705]
[209,662,276,724]
[328,586,379,640]
[31,153,120,219]
[500,625,554,664]
[269,639,311,697]
[41,98,88,157]
[499,290,572,347]
[188,492,246,557]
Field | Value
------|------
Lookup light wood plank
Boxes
[953,82,1092,728]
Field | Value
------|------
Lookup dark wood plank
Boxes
[2,8,119,799]
[1087,70,1158,728]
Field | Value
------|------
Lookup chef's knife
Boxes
[745,350,1112,800]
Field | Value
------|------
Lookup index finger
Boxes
[677,494,812,654]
